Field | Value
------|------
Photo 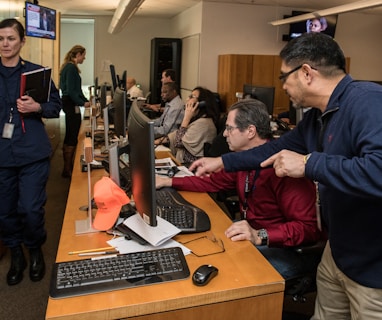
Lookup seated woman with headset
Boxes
[168,86,220,164]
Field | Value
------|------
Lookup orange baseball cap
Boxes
[93,176,130,231]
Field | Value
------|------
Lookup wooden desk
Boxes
[46,128,284,320]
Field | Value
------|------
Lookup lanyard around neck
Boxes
[241,169,260,220]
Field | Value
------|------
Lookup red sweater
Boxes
[172,168,321,247]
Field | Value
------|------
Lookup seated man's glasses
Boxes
[224,124,239,134]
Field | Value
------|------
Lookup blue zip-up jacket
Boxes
[0,58,62,167]
[222,74,382,288]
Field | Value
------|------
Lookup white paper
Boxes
[155,145,172,152]
[123,213,181,246]
[107,236,191,256]
[175,166,194,177]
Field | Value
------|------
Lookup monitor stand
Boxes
[75,138,99,234]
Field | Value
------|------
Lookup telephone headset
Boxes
[155,166,179,177]
[196,100,206,108]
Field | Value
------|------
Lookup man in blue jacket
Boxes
[190,33,382,319]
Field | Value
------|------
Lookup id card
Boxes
[2,123,14,139]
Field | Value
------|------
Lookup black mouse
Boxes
[192,264,218,286]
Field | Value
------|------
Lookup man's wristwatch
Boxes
[257,229,268,246]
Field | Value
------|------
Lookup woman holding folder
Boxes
[0,18,61,286]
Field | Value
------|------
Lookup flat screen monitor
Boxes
[102,106,110,151]
[289,11,338,39]
[25,2,56,40]
[99,84,107,109]
[110,64,118,93]
[108,143,120,186]
[243,85,275,116]
[93,77,99,100]
[127,100,157,227]
[112,87,127,138]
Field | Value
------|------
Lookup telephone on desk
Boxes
[272,118,291,137]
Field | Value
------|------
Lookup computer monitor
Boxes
[108,143,120,186]
[113,87,127,138]
[120,70,127,90]
[243,85,275,116]
[110,64,118,93]
[99,84,107,110]
[127,100,157,227]
[102,106,110,151]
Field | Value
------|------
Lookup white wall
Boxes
[334,13,382,80]
[62,3,382,97]
[60,20,95,86]
[93,16,173,95]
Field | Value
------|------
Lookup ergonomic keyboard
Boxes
[49,247,190,299]
[103,160,210,233]
[156,187,211,233]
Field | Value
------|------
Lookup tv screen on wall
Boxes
[25,2,56,40]
[289,11,338,39]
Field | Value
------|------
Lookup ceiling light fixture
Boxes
[108,0,145,34]
[269,0,382,26]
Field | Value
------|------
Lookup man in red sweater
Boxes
[156,99,323,279]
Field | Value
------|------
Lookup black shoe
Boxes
[29,248,45,282]
[7,246,27,286]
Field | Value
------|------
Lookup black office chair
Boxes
[284,241,325,302]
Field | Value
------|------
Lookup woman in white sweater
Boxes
[169,87,220,164]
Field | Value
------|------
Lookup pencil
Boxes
[68,246,115,255]
[78,251,119,256]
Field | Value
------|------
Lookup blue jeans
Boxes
[257,245,322,279]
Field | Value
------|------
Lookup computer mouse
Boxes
[192,264,218,286]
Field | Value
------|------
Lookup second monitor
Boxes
[127,100,157,227]
[243,84,275,116]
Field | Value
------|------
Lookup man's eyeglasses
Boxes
[279,64,318,83]
[279,64,303,82]
[224,124,239,134]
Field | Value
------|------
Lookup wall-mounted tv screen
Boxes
[25,2,56,40]
[289,11,338,39]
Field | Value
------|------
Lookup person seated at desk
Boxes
[126,77,143,100]
[125,77,143,118]
[168,86,219,164]
[144,68,176,114]
[156,99,323,279]
[153,82,184,142]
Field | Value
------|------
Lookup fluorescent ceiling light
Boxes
[270,0,382,26]
[108,0,145,34]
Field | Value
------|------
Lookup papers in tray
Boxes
[123,213,181,247]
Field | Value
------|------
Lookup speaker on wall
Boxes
[150,38,181,104]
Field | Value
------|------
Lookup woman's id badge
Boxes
[2,122,15,139]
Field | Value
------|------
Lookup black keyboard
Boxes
[156,188,211,233]
[49,247,190,299]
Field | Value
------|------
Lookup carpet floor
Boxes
[0,118,70,320]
